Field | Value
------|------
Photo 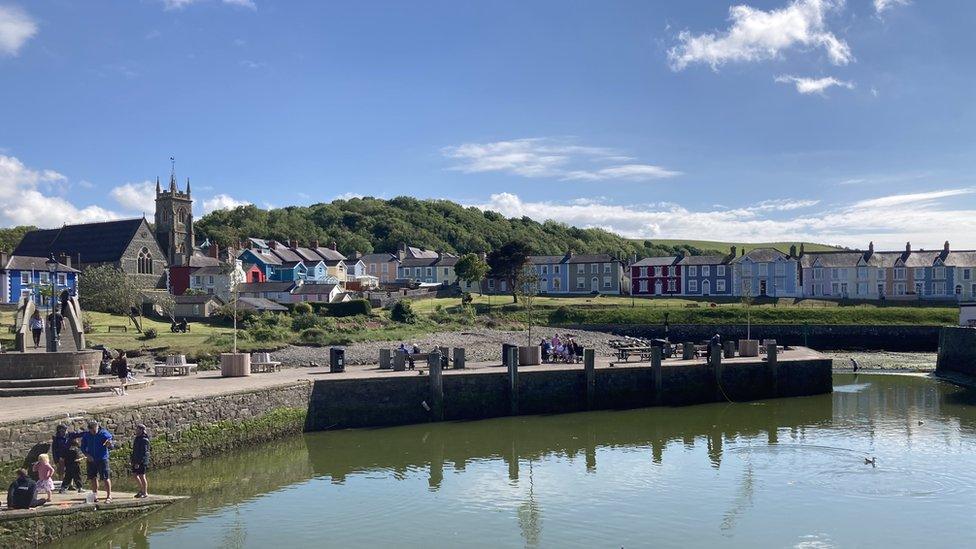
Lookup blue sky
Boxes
[1,0,974,249]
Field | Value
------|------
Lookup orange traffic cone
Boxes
[76,365,90,390]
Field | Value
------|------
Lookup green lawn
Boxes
[83,311,238,355]
[637,239,844,254]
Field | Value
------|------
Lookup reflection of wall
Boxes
[937,327,976,375]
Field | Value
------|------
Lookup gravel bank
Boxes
[822,351,937,372]
[272,328,621,366]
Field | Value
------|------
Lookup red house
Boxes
[631,256,682,296]
[244,262,266,283]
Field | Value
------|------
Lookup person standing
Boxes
[29,310,44,348]
[113,350,129,396]
[80,421,114,503]
[62,438,85,493]
[32,454,55,502]
[50,424,70,487]
[131,424,151,498]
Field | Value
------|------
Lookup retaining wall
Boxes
[564,323,943,351]
[936,327,976,376]
[0,350,100,380]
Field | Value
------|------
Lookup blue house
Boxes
[732,248,801,298]
[527,255,570,294]
[679,249,735,297]
[0,253,80,306]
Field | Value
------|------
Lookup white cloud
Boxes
[109,181,156,214]
[0,155,120,227]
[442,138,680,182]
[0,4,38,56]
[874,0,909,15]
[203,194,250,214]
[775,74,854,95]
[668,0,852,71]
[161,0,256,10]
[471,189,976,249]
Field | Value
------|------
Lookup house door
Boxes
[654,280,662,295]
[702,279,710,296]
[591,277,599,292]
[759,280,767,296]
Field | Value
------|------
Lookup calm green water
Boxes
[55,373,976,548]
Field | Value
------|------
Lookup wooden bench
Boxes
[615,347,654,362]
[107,325,127,333]
[250,362,282,373]
[154,363,196,376]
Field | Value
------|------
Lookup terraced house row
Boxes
[630,242,976,301]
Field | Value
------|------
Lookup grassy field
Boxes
[638,239,844,254]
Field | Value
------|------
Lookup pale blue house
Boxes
[732,248,801,298]
[528,255,570,294]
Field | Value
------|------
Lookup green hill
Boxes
[195,196,721,259]
[638,239,845,255]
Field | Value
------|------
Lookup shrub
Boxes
[142,327,158,340]
[316,299,372,317]
[390,301,416,324]
[299,328,331,346]
[293,302,313,315]
[291,312,320,332]
[82,313,94,334]
[461,292,473,306]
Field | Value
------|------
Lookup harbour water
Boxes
[55,372,976,548]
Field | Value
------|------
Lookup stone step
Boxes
[0,375,126,389]
[0,379,153,397]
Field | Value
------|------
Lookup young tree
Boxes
[454,253,489,294]
[79,265,139,316]
[514,269,540,345]
[487,241,532,303]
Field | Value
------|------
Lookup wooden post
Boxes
[453,347,465,369]
[723,340,735,359]
[507,346,519,415]
[379,348,392,370]
[439,346,450,368]
[584,348,596,410]
[682,342,695,360]
[767,343,778,396]
[393,350,406,371]
[429,351,444,421]
[652,346,663,406]
[711,343,723,401]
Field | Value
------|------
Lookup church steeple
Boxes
[155,177,161,195]
[154,159,195,267]
[185,177,191,195]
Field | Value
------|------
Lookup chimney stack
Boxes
[944,240,950,253]
[58,253,71,268]
[905,241,911,254]
[0,250,7,268]
[289,239,298,249]
[208,244,220,259]
[730,245,736,258]
[269,240,278,250]
[331,240,338,251]
[311,240,320,249]
[789,244,797,258]
[868,241,874,255]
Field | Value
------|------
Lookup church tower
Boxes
[154,164,195,267]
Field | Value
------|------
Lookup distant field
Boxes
[634,239,844,254]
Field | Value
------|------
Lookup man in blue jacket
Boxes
[80,421,114,503]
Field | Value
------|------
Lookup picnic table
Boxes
[155,363,196,376]
[614,345,654,362]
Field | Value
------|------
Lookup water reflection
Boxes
[54,374,976,548]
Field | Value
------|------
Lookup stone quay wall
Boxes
[305,357,832,431]
[0,350,100,380]
[936,327,976,376]
[0,382,311,475]
[564,323,943,351]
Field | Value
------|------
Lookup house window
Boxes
[775,263,785,276]
[655,266,662,277]
[894,268,906,280]
[137,247,154,274]
[934,266,946,279]
[603,276,611,289]
[639,280,648,293]
[914,268,925,279]
[831,269,840,280]
[208,276,214,284]
[813,268,824,280]
[553,278,561,290]
[414,267,421,277]
[716,279,726,292]
[426,267,433,277]
[894,283,906,295]
[577,279,585,289]
[20,272,29,284]
[639,267,648,277]
[57,273,67,286]
[857,267,868,279]
[542,265,548,275]
[915,282,924,295]
[857,282,868,295]
[717,265,726,277]
[369,264,376,274]
[742,264,753,276]
[603,263,611,274]
[444,267,450,276]
[878,269,886,280]
[688,266,697,277]
[702,265,710,277]
[667,280,676,292]
[488,279,495,290]
[955,285,963,295]
[382,263,389,274]
[964,268,971,280]
[590,264,598,273]
[758,263,768,276]
[40,272,49,284]
[934,282,946,295]
[554,265,560,274]
[577,264,584,274]
[689,280,698,293]
[668,266,676,277]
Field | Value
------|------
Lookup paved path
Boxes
[0,348,824,424]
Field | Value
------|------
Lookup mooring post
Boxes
[723,340,735,359]
[651,346,663,406]
[429,351,444,421]
[767,343,778,396]
[711,343,723,401]
[682,342,695,360]
[507,346,519,415]
[584,348,596,410]
[439,346,450,369]
[379,348,392,370]
[453,347,465,369]
[393,350,406,371]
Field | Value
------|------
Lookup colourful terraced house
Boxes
[732,247,801,298]
[679,248,736,297]
[0,253,80,306]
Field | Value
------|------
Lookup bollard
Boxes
[584,348,596,410]
[453,347,466,369]
[652,346,663,406]
[723,340,735,359]
[379,348,392,370]
[711,343,723,401]
[682,342,695,360]
[429,352,444,421]
[439,346,450,369]
[767,343,778,396]
[502,343,516,368]
[393,350,406,372]
[507,346,519,415]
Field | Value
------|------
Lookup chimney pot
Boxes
[944,240,950,252]
[311,240,319,249]
[269,241,277,250]
[331,241,337,251]
[289,240,298,249]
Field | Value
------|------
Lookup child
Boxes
[131,424,151,498]
[61,439,85,493]
[114,350,129,396]
[32,454,55,501]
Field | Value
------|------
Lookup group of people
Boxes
[397,342,423,368]
[170,318,190,333]
[26,289,74,349]
[98,349,133,396]
[4,421,151,510]
[541,334,583,364]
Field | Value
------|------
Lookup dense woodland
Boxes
[195,196,721,258]
[0,225,36,253]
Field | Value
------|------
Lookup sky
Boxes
[1,0,974,250]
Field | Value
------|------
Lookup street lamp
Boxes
[46,256,58,352]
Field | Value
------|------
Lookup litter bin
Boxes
[330,347,345,373]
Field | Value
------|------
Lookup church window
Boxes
[138,247,154,274]
[178,208,187,224]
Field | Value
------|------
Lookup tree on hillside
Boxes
[454,253,489,292]
[78,265,139,316]
[487,241,532,303]
[0,225,36,253]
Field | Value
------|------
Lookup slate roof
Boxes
[632,256,678,267]
[236,281,296,293]
[435,255,458,267]
[565,254,618,264]
[735,247,789,263]
[799,251,866,268]
[244,249,282,266]
[292,283,338,295]
[187,255,220,268]
[14,218,147,264]
[238,297,288,312]
[174,294,225,305]
[527,255,567,265]
[191,265,225,276]
[311,246,346,262]
[902,250,941,268]
[945,251,976,267]
[678,254,731,266]
[359,253,399,263]
[406,246,439,259]
[3,255,80,273]
[400,257,440,268]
